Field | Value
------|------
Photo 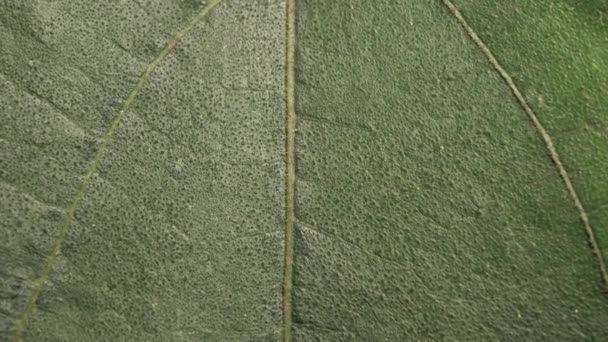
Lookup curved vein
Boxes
[11,1,224,340]
[442,0,608,289]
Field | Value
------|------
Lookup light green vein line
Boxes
[11,1,224,340]
[282,0,297,341]
[442,0,608,290]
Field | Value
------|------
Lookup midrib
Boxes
[281,0,297,341]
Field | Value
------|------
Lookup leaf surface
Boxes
[1,0,607,341]
[1,1,286,340]
[291,0,608,339]
[452,0,608,272]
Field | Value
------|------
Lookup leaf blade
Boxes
[1,1,287,340]
[291,0,608,339]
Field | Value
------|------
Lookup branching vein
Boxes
[10,1,224,340]
[442,0,608,290]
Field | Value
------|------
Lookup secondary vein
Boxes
[441,0,608,290]
[282,0,297,341]
[11,1,224,340]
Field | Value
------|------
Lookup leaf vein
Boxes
[282,0,297,340]
[10,1,225,340]
[442,0,608,291]
[297,223,414,271]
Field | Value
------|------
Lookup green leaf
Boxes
[451,0,608,271]
[1,0,607,341]
[2,1,286,340]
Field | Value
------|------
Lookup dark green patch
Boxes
[453,0,608,259]
[292,0,608,339]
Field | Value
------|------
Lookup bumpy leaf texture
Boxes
[1,0,607,341]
